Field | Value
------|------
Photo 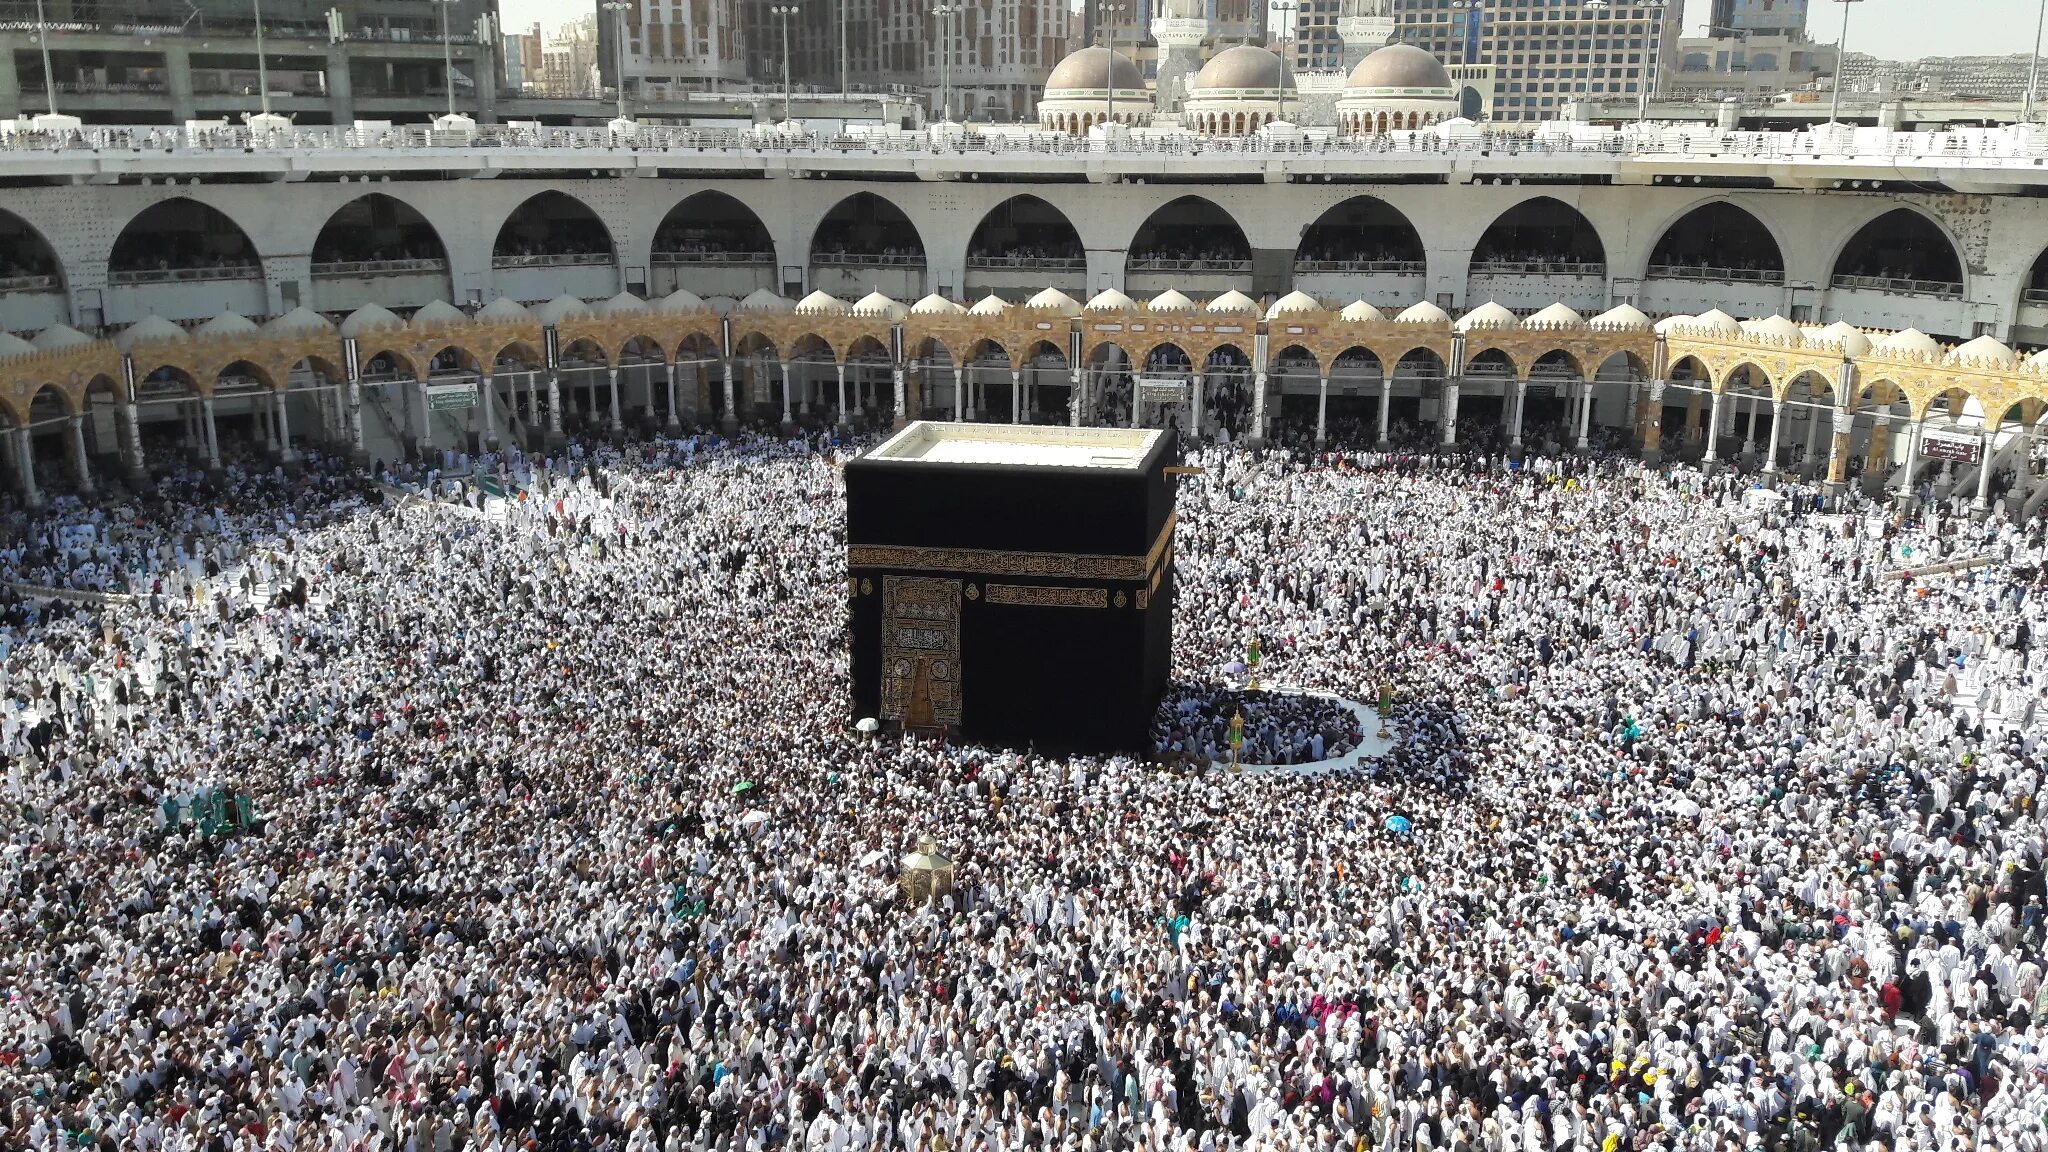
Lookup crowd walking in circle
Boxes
[0,423,2044,1152]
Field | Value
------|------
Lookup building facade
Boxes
[1388,0,1676,124]
[1668,32,1834,99]
[1708,0,1808,36]
[597,0,748,99]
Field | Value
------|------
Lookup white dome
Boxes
[1947,334,2018,367]
[340,304,405,338]
[651,289,708,314]
[192,312,258,341]
[1044,45,1145,94]
[909,293,966,315]
[853,291,908,320]
[1346,43,1454,92]
[1456,301,1518,331]
[1148,289,1196,313]
[795,290,850,316]
[1266,290,1321,319]
[1808,320,1871,358]
[1588,304,1650,331]
[534,295,593,325]
[1653,314,1694,335]
[476,297,533,323]
[594,291,648,316]
[1207,290,1259,315]
[0,331,34,360]
[1085,288,1136,312]
[1192,44,1292,92]
[1875,328,1942,358]
[1523,302,1586,330]
[1396,301,1450,324]
[265,306,336,336]
[1026,288,1084,316]
[114,314,189,352]
[1685,309,1742,336]
[968,293,1009,316]
[31,324,94,351]
[2028,348,2048,370]
[736,288,795,314]
[411,299,470,328]
[1743,314,1803,342]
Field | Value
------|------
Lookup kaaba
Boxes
[845,422,1176,754]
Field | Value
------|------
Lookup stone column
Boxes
[123,393,146,479]
[275,389,297,462]
[780,362,794,427]
[547,373,564,436]
[1975,429,1996,510]
[66,416,93,496]
[1826,408,1853,486]
[665,362,681,429]
[954,367,967,421]
[1642,381,1666,461]
[1251,370,1269,445]
[722,360,738,430]
[1440,381,1460,446]
[1865,413,1891,475]
[1314,375,1329,445]
[1376,377,1391,447]
[1895,417,1923,494]
[1011,370,1022,424]
[1740,393,1757,456]
[1069,366,1084,427]
[893,366,909,429]
[1192,373,1205,438]
[201,396,220,469]
[1683,390,1703,449]
[1803,402,1822,469]
[1510,380,1527,449]
[1765,399,1784,473]
[1702,390,1725,464]
[348,381,365,456]
[1575,381,1592,450]
[15,428,39,509]
[607,369,623,429]
[835,363,848,427]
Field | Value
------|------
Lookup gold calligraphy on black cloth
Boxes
[881,576,962,729]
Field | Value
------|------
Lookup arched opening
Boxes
[488,340,547,444]
[2023,245,2048,307]
[907,338,960,421]
[965,196,1085,274]
[1128,197,1251,274]
[492,192,615,268]
[1469,197,1605,277]
[731,332,781,425]
[653,192,776,265]
[555,338,612,433]
[1390,347,1447,443]
[1646,203,1785,284]
[1294,197,1425,273]
[844,335,895,428]
[0,209,69,332]
[1780,370,1839,477]
[313,194,449,276]
[810,193,927,268]
[132,364,207,468]
[1270,343,1321,441]
[1459,87,1482,118]
[1018,338,1070,426]
[1083,341,1133,427]
[964,339,1012,423]
[109,198,261,284]
[1831,209,1963,297]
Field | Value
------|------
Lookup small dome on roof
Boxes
[736,288,795,314]
[411,299,470,328]
[1947,334,2018,367]
[853,291,908,320]
[1044,45,1144,93]
[1743,314,1802,342]
[1396,301,1450,324]
[1026,288,1084,316]
[115,315,189,352]
[969,293,1009,316]
[1346,43,1454,92]
[1875,328,1942,358]
[651,289,708,314]
[1266,290,1321,319]
[594,292,648,316]
[0,332,34,360]
[1207,290,1259,315]
[1340,300,1387,323]
[1808,320,1871,358]
[340,303,404,337]
[1192,44,1292,92]
[534,295,593,325]
[1085,288,1136,312]
[1524,302,1586,330]
[1148,289,1196,313]
[192,312,258,341]
[909,293,965,315]
[2029,347,2048,370]
[795,290,850,315]
[31,324,93,351]
[1456,301,1518,331]
[1653,314,1694,335]
[476,297,533,322]
[266,306,336,336]
[1589,304,1650,331]
[1687,309,1741,336]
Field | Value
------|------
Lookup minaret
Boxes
[1337,0,1396,71]
[1151,0,1213,115]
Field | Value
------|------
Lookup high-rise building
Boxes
[1708,0,1808,37]
[597,0,748,98]
[1389,0,1676,124]
[1287,0,1394,74]
[0,0,504,124]
[542,15,602,98]
[504,24,547,91]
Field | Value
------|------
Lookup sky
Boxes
[497,0,2037,63]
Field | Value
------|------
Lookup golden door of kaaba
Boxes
[881,575,962,730]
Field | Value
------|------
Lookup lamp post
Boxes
[33,0,58,116]
[930,4,958,122]
[1271,0,1297,129]
[436,0,457,120]
[602,0,632,122]
[771,4,799,123]
[1827,0,1865,126]
[249,0,272,116]
[2025,0,2047,122]
[1100,0,1127,129]
[839,0,848,96]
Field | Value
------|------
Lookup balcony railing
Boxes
[2023,286,2048,306]
[651,250,775,264]
[490,252,613,269]
[1293,259,1426,274]
[0,274,57,292]
[108,264,259,285]
[966,255,1087,272]
[811,253,925,267]
[1830,273,1963,298]
[1470,260,1606,277]
[1647,264,1786,284]
[311,257,449,278]
[1127,257,1253,274]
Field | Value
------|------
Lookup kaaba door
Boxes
[881,575,962,731]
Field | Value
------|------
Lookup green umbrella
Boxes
[731,781,757,795]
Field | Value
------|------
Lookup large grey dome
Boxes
[1192,44,1293,92]
[1346,43,1453,91]
[1045,45,1144,93]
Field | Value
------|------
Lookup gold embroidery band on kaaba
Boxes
[983,584,1109,609]
[848,514,1177,584]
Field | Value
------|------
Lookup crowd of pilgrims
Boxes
[0,418,2046,1152]
[1151,688,1363,766]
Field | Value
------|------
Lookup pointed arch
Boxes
[109,198,261,281]
[1644,202,1786,284]
[0,208,64,291]
[652,191,778,266]
[1294,196,1425,274]
[965,195,1085,272]
[313,193,450,272]
[1469,197,1606,277]
[809,192,927,268]
[492,191,615,265]
[1829,207,1963,297]
[1128,196,1251,271]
